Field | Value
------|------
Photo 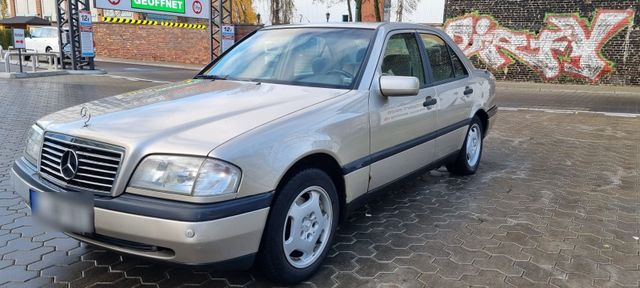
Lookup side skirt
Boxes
[342,150,460,222]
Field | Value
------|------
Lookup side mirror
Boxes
[379,76,420,97]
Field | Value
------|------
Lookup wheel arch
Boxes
[474,109,489,138]
[274,152,347,222]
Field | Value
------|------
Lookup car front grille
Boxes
[39,132,124,194]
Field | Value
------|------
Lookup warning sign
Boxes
[12,29,26,49]
[95,0,209,19]
[79,10,95,57]
[221,24,235,52]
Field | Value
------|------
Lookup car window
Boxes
[203,28,374,89]
[420,34,455,82]
[30,28,44,38]
[381,33,425,85]
[450,47,468,77]
[46,29,58,38]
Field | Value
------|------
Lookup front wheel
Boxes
[258,169,339,285]
[447,116,483,175]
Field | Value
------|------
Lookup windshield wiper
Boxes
[193,74,229,80]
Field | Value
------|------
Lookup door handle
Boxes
[423,96,437,107]
[464,87,474,96]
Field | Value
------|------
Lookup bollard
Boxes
[4,52,10,73]
[31,57,37,72]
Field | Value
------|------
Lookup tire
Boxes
[447,116,484,175]
[258,168,339,285]
[45,47,52,53]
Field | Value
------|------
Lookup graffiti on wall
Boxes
[444,10,635,82]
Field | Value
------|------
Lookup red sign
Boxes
[108,0,120,5]
[192,0,202,14]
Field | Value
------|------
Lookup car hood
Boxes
[38,79,348,156]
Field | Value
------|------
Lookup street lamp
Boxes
[326,12,330,22]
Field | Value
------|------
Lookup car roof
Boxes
[262,22,438,32]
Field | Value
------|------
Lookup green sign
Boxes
[131,0,185,14]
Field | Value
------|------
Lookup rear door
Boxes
[368,31,438,190]
[419,33,476,159]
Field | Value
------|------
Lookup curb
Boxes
[0,69,107,79]
[67,69,108,75]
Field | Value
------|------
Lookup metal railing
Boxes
[2,49,61,73]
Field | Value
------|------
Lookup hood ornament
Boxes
[80,106,91,127]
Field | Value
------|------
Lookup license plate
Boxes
[29,189,94,233]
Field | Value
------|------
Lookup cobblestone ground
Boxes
[0,76,639,287]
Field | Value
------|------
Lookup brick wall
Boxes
[444,0,639,85]
[93,23,261,65]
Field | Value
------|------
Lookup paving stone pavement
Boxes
[0,75,639,287]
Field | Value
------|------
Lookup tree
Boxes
[270,0,294,24]
[0,0,8,19]
[233,0,258,24]
[355,0,362,21]
[373,0,381,21]
[313,0,353,22]
[395,0,419,22]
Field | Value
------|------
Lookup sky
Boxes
[253,0,446,25]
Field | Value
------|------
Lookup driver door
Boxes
[368,31,438,190]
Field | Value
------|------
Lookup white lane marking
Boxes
[498,86,640,96]
[93,74,172,84]
[500,107,640,118]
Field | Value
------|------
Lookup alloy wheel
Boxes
[282,186,333,269]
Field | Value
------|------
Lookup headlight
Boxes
[24,125,44,166]
[129,155,241,197]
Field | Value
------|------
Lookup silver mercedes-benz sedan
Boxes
[12,23,496,284]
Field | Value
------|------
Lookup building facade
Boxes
[6,0,139,22]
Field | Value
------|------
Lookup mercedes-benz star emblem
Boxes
[80,106,91,127]
[60,150,79,180]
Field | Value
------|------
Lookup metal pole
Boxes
[209,1,214,61]
[218,0,223,55]
[81,0,94,70]
[68,0,78,70]
[55,0,66,69]
[18,49,23,73]
[31,54,37,71]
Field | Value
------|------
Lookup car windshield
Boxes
[201,28,375,89]
[30,28,48,38]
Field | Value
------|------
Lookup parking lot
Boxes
[0,75,639,287]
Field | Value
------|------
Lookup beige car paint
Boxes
[37,80,350,198]
[12,23,496,265]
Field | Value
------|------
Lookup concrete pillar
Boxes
[35,0,43,17]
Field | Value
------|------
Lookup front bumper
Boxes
[11,158,271,266]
